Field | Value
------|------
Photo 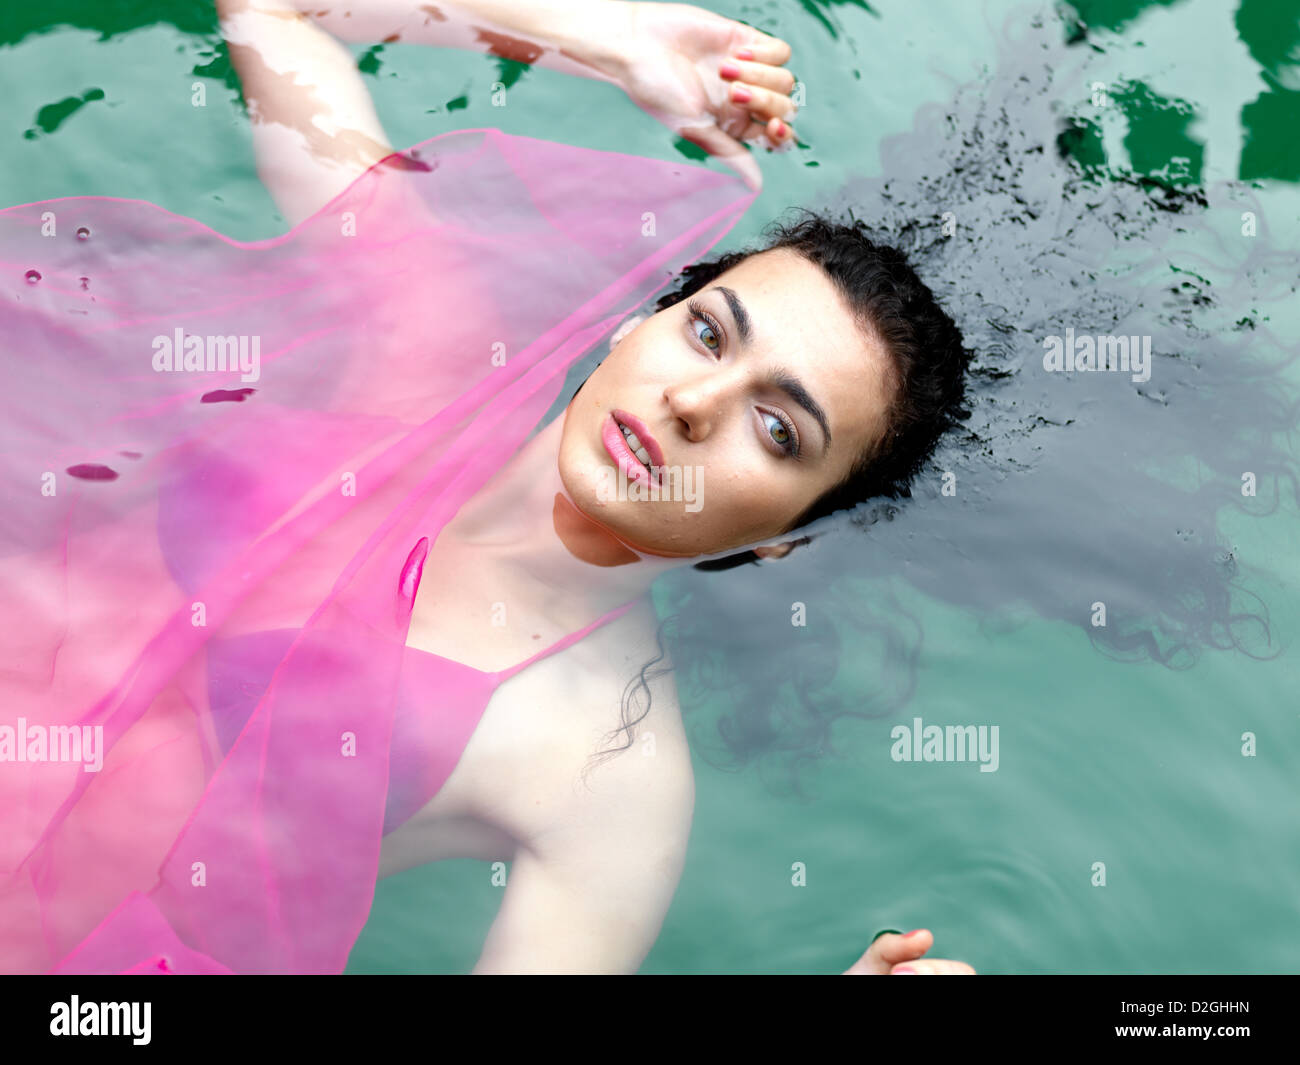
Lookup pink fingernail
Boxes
[893,966,918,974]
[735,47,754,60]
[731,86,752,104]
[719,61,742,80]
[905,929,925,938]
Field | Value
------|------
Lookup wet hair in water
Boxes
[593,13,1298,793]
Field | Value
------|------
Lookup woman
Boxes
[0,0,972,975]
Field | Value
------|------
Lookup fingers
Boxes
[719,57,795,96]
[726,80,796,124]
[842,929,930,975]
[844,929,977,975]
[876,930,976,974]
[872,929,934,966]
[717,56,797,147]
[733,32,792,68]
[763,115,795,148]
[732,116,791,153]
[891,958,977,975]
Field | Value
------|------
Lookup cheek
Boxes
[687,471,792,542]
[715,460,826,532]
[608,319,691,379]
[573,346,643,412]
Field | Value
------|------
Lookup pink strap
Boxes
[497,599,641,681]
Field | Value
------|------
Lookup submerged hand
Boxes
[842,929,977,975]
[613,1,798,191]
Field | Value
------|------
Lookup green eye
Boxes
[686,299,722,352]
[694,316,719,350]
[762,411,797,455]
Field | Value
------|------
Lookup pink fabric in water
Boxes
[0,128,754,973]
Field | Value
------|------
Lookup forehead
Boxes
[710,248,895,455]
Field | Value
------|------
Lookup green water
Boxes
[5,0,1296,974]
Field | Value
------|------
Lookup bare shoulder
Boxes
[507,600,697,963]
[468,596,694,854]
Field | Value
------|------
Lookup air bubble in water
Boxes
[76,226,91,240]
[25,269,41,283]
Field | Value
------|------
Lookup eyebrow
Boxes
[708,286,833,454]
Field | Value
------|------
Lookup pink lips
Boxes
[603,409,665,489]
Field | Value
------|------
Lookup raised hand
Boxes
[614,1,798,190]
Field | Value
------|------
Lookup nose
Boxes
[663,368,736,442]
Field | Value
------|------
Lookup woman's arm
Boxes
[217,0,407,225]
[471,782,696,974]
[216,0,796,224]
[265,0,635,84]
[296,0,800,186]
[472,683,697,974]
[216,0,632,226]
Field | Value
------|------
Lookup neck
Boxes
[439,417,690,624]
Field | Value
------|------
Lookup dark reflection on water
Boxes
[648,11,1299,794]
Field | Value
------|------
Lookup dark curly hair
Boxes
[651,208,971,570]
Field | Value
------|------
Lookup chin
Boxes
[557,454,630,529]
[560,468,690,555]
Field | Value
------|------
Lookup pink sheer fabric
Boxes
[0,128,753,973]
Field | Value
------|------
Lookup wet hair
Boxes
[649,209,972,569]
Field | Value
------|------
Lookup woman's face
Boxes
[557,248,896,557]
